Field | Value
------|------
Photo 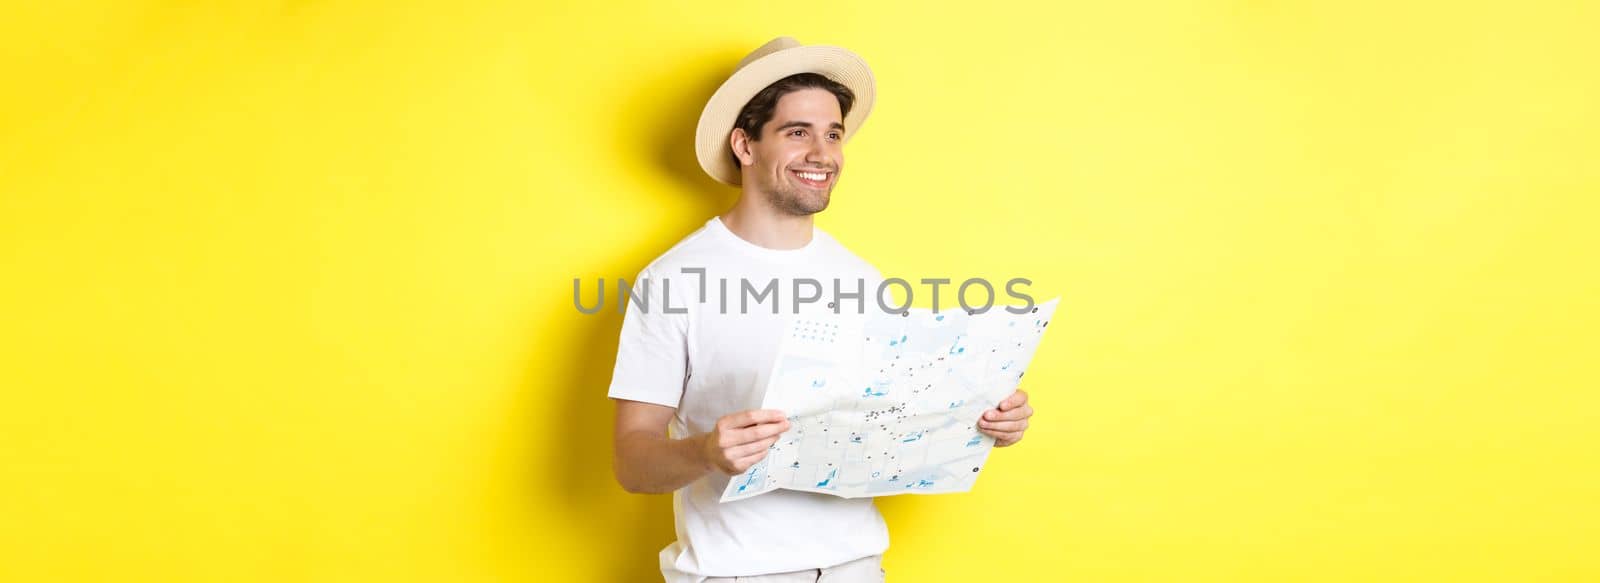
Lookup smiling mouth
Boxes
[790,169,833,189]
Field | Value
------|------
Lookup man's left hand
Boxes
[977,388,1033,447]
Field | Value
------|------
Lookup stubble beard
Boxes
[766,177,832,217]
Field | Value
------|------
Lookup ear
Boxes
[729,128,755,167]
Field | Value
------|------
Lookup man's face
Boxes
[735,88,845,216]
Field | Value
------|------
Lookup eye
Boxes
[789,128,806,137]
[828,132,842,140]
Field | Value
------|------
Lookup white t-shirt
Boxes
[606,216,891,580]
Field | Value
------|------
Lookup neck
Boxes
[719,190,815,250]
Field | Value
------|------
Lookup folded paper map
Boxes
[721,297,1059,502]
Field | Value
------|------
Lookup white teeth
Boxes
[796,171,828,181]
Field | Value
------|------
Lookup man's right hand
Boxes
[700,409,791,475]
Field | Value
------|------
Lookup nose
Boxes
[804,136,831,166]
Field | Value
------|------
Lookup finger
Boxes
[725,419,791,445]
[981,429,1023,445]
[726,434,781,459]
[977,418,1028,432]
[984,405,1033,422]
[997,389,1028,411]
[724,409,788,429]
[731,450,771,472]
[978,425,1022,439]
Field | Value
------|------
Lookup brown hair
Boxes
[729,73,855,167]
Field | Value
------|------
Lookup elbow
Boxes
[615,468,667,495]
[616,474,659,495]
[612,456,652,495]
[615,473,646,495]
[612,460,637,494]
[615,463,676,495]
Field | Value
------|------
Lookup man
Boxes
[606,37,1036,583]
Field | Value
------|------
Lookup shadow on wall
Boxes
[534,43,743,582]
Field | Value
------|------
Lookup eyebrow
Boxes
[773,120,846,133]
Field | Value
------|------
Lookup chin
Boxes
[795,192,830,215]
[766,187,830,215]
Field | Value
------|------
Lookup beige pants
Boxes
[698,554,885,583]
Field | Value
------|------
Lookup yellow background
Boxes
[3,1,1597,581]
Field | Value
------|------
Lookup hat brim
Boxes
[695,45,876,186]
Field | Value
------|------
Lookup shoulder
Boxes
[631,221,723,281]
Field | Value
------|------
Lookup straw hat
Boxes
[694,36,876,186]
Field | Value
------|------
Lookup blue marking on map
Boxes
[863,386,888,397]
[811,378,826,388]
[905,479,935,489]
[735,464,762,493]
[966,435,984,446]
[901,431,924,443]
[948,399,965,408]
[817,468,838,488]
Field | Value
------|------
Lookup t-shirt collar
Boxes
[707,216,821,261]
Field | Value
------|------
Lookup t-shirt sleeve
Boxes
[605,266,690,408]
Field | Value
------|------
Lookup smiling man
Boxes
[606,37,1036,583]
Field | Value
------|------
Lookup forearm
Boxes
[613,430,714,494]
